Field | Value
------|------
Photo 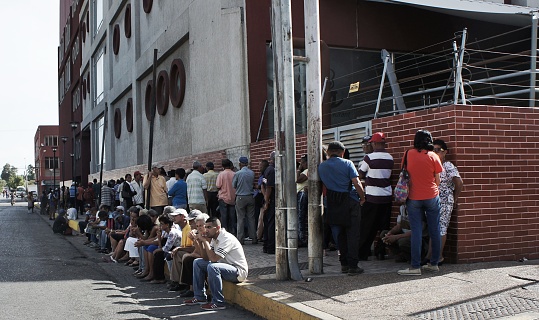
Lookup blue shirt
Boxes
[232,167,255,196]
[69,185,76,198]
[318,156,360,202]
[168,179,188,207]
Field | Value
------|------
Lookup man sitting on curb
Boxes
[183,217,248,310]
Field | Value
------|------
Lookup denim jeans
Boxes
[407,196,441,268]
[219,200,237,236]
[193,258,239,305]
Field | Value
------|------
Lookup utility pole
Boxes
[304,0,323,274]
[271,0,302,280]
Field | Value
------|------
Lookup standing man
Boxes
[92,178,101,208]
[319,141,366,275]
[183,217,248,311]
[358,132,394,260]
[296,154,309,247]
[233,156,256,245]
[131,171,144,207]
[121,173,136,209]
[100,180,114,212]
[262,151,276,254]
[69,182,77,210]
[216,159,236,236]
[186,161,208,213]
[203,162,219,217]
[143,163,168,215]
[168,168,188,209]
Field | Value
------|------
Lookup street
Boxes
[0,198,261,319]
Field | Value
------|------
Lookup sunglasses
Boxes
[433,148,445,153]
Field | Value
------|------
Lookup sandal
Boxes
[124,260,134,266]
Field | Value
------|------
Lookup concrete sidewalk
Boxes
[233,244,539,320]
[38,208,539,320]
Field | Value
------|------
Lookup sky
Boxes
[0,1,60,174]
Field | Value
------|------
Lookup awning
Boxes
[367,0,538,26]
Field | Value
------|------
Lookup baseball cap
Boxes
[362,135,372,143]
[239,156,249,164]
[134,170,141,176]
[369,132,386,143]
[170,208,188,217]
[116,206,125,212]
[151,163,162,169]
[187,209,202,220]
[327,141,345,151]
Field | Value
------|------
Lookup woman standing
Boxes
[398,130,443,276]
[432,139,463,263]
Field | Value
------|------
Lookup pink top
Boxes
[216,169,236,205]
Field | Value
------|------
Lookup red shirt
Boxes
[404,149,443,200]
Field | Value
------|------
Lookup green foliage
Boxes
[7,175,23,190]
[26,164,35,181]
[1,164,17,182]
[0,179,6,190]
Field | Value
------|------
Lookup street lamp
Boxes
[61,136,68,190]
[70,122,78,183]
[52,147,57,191]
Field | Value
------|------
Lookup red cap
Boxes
[134,171,141,176]
[369,132,386,143]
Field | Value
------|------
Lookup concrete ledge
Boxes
[223,281,341,320]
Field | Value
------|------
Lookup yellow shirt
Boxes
[181,223,193,247]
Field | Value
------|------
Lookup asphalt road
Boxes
[0,199,261,320]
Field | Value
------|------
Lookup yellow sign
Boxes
[349,82,360,93]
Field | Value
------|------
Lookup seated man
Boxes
[184,217,248,310]
[52,209,72,235]
[380,205,428,263]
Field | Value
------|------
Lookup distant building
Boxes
[34,125,59,195]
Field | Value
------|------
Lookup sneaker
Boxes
[184,297,206,305]
[421,263,439,272]
[180,290,194,298]
[200,303,226,310]
[341,266,350,273]
[347,267,364,276]
[244,237,253,241]
[397,268,421,276]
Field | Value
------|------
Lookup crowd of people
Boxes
[44,129,464,311]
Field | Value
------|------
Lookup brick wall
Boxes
[373,105,539,263]
[249,134,308,170]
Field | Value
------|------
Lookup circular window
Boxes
[113,24,120,55]
[124,4,132,38]
[156,70,169,116]
[169,59,186,108]
[114,108,122,139]
[126,98,133,132]
[145,80,154,121]
[143,0,153,13]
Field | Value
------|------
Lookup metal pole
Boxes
[146,49,158,209]
[53,149,57,192]
[98,104,108,206]
[457,28,467,104]
[530,13,538,107]
[304,0,323,274]
[374,54,389,119]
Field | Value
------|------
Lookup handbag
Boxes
[394,150,410,203]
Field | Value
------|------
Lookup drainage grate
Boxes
[416,295,539,320]
[250,262,329,276]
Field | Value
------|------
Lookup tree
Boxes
[26,164,35,181]
[7,175,23,190]
[0,179,6,190]
[1,164,17,182]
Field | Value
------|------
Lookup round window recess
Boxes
[156,70,169,116]
[113,24,120,55]
[143,0,153,13]
[124,4,132,38]
[126,98,133,132]
[144,80,154,121]
[169,59,186,108]
[114,108,122,139]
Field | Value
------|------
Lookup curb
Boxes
[224,281,341,320]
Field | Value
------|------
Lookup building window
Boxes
[44,136,58,147]
[65,58,71,90]
[72,86,80,112]
[93,47,105,106]
[59,73,64,102]
[44,157,59,170]
[94,115,105,172]
[72,36,79,60]
[93,0,103,36]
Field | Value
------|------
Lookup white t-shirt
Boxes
[67,208,78,220]
[210,228,248,282]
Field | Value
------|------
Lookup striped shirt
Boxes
[203,170,219,192]
[358,151,394,204]
[186,170,207,204]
